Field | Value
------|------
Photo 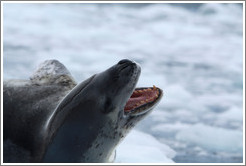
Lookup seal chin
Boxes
[124,86,163,116]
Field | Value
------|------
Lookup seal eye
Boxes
[101,97,114,114]
[124,85,162,115]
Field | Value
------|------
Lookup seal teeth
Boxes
[139,90,143,93]
[146,99,149,102]
[153,85,156,90]
[140,100,145,104]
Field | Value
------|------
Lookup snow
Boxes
[115,130,176,163]
[3,3,243,163]
[219,106,243,122]
[176,123,243,154]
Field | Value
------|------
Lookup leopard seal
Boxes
[3,59,163,163]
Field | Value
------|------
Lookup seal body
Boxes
[3,60,77,162]
[3,59,163,163]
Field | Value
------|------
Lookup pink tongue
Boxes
[124,87,159,112]
[124,96,146,111]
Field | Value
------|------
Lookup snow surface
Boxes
[115,130,176,163]
[176,123,243,154]
[3,3,244,163]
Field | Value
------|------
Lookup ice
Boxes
[115,129,176,163]
[162,84,193,109]
[176,123,243,154]
[219,106,243,122]
[3,3,243,163]
[152,122,192,133]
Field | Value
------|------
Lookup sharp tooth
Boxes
[134,91,138,94]
[148,88,151,91]
[140,100,145,104]
[153,85,156,90]
[155,94,158,98]
[146,99,149,102]
[139,90,143,93]
[144,89,147,92]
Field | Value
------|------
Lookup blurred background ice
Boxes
[3,3,244,163]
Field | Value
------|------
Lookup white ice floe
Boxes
[115,129,176,163]
[176,123,243,154]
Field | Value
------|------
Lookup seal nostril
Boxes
[118,59,133,65]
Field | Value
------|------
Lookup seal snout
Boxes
[118,59,133,65]
[117,59,140,73]
[117,59,139,68]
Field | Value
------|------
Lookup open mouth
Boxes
[124,85,163,115]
